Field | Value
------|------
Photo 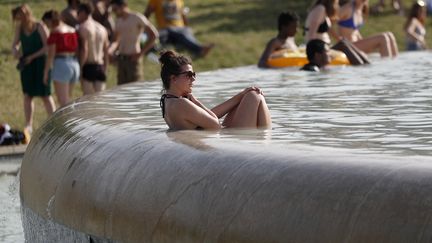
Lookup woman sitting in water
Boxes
[404,0,427,51]
[159,50,272,130]
[338,0,399,57]
[304,0,370,65]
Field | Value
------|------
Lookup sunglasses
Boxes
[176,71,196,78]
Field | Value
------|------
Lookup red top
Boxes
[47,32,78,53]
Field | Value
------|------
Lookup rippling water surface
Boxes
[3,51,432,242]
[84,51,432,156]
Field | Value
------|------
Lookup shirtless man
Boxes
[77,3,109,95]
[258,12,299,68]
[109,0,158,85]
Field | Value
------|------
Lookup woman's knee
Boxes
[384,31,395,39]
[243,90,263,103]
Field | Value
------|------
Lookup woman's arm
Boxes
[11,24,21,59]
[406,19,425,45]
[187,94,218,119]
[211,87,262,119]
[328,24,342,41]
[181,99,221,129]
[305,5,326,41]
[24,23,49,64]
[44,43,55,85]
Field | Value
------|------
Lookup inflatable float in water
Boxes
[267,48,350,68]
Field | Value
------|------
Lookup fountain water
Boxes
[20,52,432,242]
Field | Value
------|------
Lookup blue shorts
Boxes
[52,56,80,83]
[406,42,424,51]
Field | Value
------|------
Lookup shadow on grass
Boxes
[190,0,311,34]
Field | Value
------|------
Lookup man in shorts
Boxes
[78,3,109,94]
[109,0,158,85]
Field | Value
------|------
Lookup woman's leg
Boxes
[69,82,75,98]
[353,34,392,57]
[257,95,272,127]
[332,40,370,65]
[23,94,34,129]
[222,91,271,128]
[41,96,56,115]
[54,81,70,107]
[385,32,399,56]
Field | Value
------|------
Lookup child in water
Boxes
[258,12,299,68]
[405,0,428,50]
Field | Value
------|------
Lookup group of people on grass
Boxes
[11,0,213,135]
[10,0,429,135]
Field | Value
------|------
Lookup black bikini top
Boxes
[317,19,330,33]
[160,94,205,130]
[160,93,179,118]
[304,19,330,35]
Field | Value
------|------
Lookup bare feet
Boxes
[23,126,32,144]
[200,43,215,58]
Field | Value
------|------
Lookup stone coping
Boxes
[0,144,27,157]
[19,81,432,242]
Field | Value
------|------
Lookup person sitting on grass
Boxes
[159,50,272,130]
[258,12,299,68]
[144,0,214,58]
[300,39,330,72]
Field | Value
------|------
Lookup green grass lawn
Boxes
[0,0,430,130]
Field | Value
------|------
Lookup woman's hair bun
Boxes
[159,50,177,65]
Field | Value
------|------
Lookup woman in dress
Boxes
[11,4,56,135]
[159,51,271,130]
[338,0,399,57]
[42,10,80,107]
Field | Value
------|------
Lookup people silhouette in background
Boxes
[42,10,80,107]
[144,0,214,58]
[109,0,158,85]
[159,50,271,130]
[77,3,109,95]
[304,0,370,65]
[301,39,331,72]
[404,0,427,51]
[61,0,81,28]
[338,0,399,58]
[371,0,404,14]
[11,4,56,135]
[91,0,115,42]
[258,12,299,68]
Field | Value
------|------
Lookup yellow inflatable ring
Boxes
[267,48,350,68]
